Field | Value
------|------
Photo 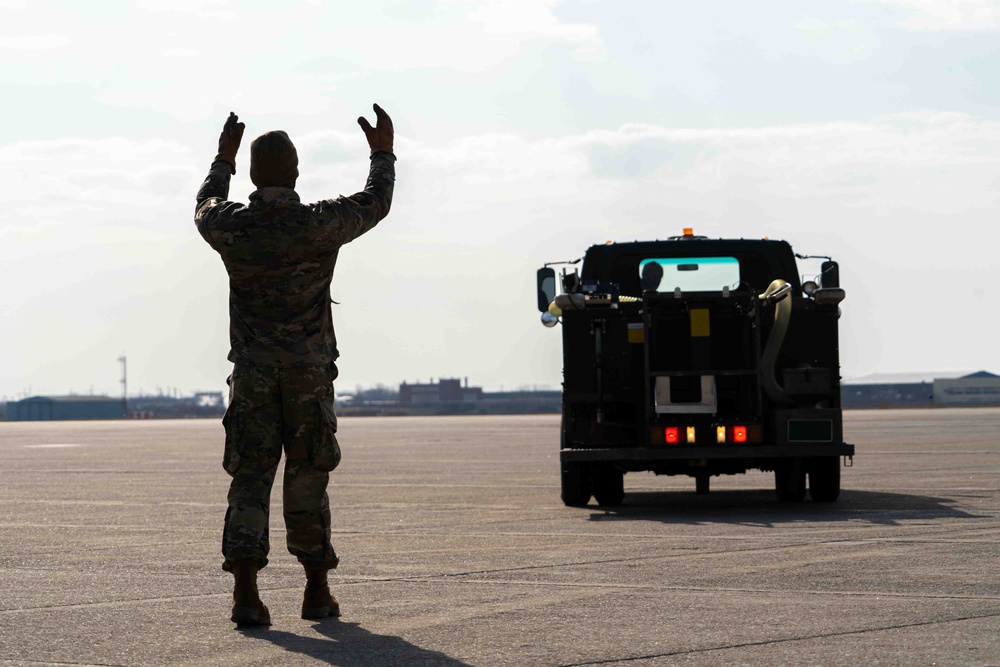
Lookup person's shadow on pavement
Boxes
[245,617,474,666]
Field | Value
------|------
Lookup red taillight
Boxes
[733,425,748,443]
[665,427,680,444]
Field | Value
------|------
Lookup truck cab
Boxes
[537,230,854,506]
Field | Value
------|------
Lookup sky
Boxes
[0,0,998,400]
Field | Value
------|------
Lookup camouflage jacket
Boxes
[195,152,395,367]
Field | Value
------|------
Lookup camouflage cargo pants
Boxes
[221,363,341,572]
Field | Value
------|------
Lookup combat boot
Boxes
[301,566,340,619]
[231,561,271,627]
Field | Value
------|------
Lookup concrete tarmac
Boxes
[0,409,998,666]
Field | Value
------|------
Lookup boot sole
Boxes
[232,605,271,627]
[302,605,340,620]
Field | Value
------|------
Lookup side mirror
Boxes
[540,312,559,328]
[821,260,839,288]
[537,267,556,312]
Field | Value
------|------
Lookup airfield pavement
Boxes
[0,408,998,666]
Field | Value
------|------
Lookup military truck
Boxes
[536,230,854,506]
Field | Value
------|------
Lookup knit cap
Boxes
[249,130,299,188]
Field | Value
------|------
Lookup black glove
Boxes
[216,112,246,174]
[357,103,394,155]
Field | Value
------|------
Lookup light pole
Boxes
[118,355,127,418]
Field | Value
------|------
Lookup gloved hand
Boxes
[357,103,393,155]
[216,112,245,174]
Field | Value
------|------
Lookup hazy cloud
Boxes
[457,0,605,60]
[162,48,199,58]
[2,108,998,396]
[856,0,1000,30]
[0,34,69,49]
[135,0,233,20]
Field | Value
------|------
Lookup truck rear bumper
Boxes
[560,443,855,462]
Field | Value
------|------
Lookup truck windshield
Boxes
[639,257,740,292]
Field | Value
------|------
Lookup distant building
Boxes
[6,395,123,421]
[399,378,483,405]
[841,370,1000,408]
[478,390,561,414]
[128,392,225,419]
[840,382,933,409]
[933,371,1000,406]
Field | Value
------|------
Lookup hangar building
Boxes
[933,371,1000,406]
[5,395,123,421]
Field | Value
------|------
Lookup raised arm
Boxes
[195,113,245,241]
[314,104,396,245]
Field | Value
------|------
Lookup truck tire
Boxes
[593,464,624,506]
[774,459,806,502]
[808,456,841,502]
[562,461,592,507]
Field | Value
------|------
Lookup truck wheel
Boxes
[695,474,710,495]
[774,460,806,502]
[808,456,841,502]
[593,464,625,507]
[562,462,593,507]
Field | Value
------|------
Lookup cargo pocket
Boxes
[311,397,341,472]
[222,366,276,476]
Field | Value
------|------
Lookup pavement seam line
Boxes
[438,577,1000,602]
[555,609,1000,666]
[0,660,129,667]
[391,535,924,579]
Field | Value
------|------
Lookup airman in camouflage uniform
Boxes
[195,105,395,627]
